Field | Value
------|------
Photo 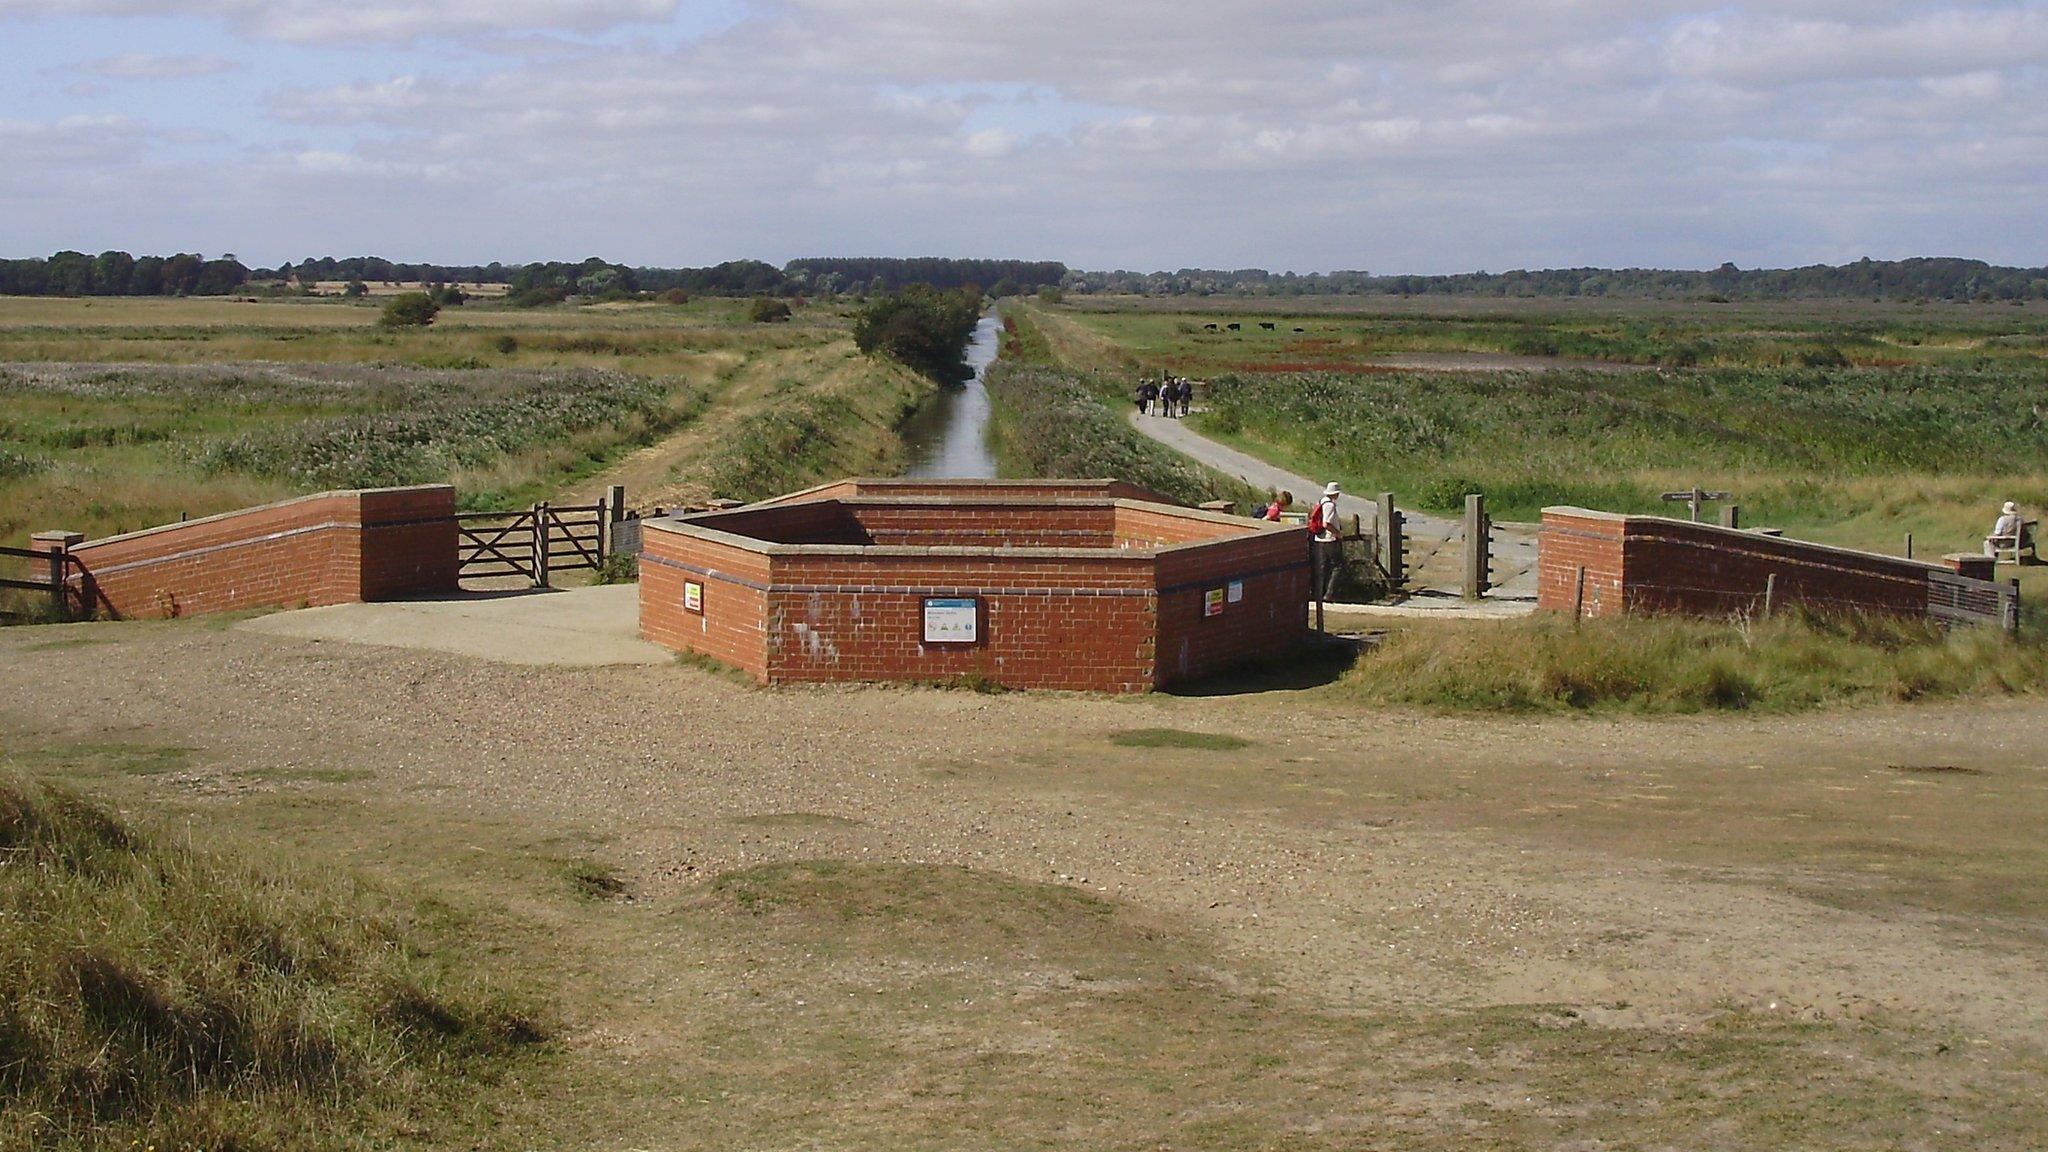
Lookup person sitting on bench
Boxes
[1984,500,2031,560]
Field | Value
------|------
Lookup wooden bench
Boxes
[1986,519,2038,565]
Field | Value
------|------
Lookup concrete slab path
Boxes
[237,583,670,667]
[1128,410,1539,599]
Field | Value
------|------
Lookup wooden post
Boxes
[31,531,82,621]
[532,502,551,589]
[2008,578,2022,634]
[1463,493,1488,600]
[1903,532,1914,559]
[1572,565,1587,626]
[1719,504,1741,530]
[1762,572,1776,618]
[604,485,626,557]
[1377,492,1403,587]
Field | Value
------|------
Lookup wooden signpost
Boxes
[1662,486,1733,523]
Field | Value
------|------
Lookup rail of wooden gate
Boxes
[0,543,74,621]
[454,486,624,588]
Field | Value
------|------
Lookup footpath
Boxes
[1128,410,1539,603]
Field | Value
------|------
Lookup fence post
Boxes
[532,502,551,589]
[1903,532,1914,559]
[1572,565,1587,626]
[31,531,83,621]
[604,485,626,557]
[1463,494,1489,600]
[1377,492,1403,587]
[1720,504,1741,530]
[2008,578,2021,635]
[1763,572,1777,618]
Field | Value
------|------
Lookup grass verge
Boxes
[1346,611,2048,713]
[0,774,544,1150]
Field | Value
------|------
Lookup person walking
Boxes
[1310,481,1344,600]
[1135,378,1158,416]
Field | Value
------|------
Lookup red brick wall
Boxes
[766,550,1160,691]
[848,503,1117,549]
[760,478,1181,506]
[63,486,457,620]
[1539,507,1936,620]
[1153,528,1313,686]
[639,523,774,680]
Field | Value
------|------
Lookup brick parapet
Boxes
[1539,506,1940,621]
[59,485,457,620]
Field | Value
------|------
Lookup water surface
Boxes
[899,314,1002,479]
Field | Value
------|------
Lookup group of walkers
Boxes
[1135,375,1193,417]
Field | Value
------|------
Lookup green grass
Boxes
[1347,611,2048,713]
[0,774,544,1151]
[983,360,1259,507]
[0,362,707,546]
[1108,728,1254,751]
[1191,363,2048,527]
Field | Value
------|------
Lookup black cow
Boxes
[1203,323,1218,331]
[1226,322,1240,331]
[1259,322,1276,330]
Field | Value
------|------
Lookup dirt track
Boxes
[5,618,2044,1058]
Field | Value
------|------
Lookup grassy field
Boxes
[0,295,933,549]
[1021,298,2048,564]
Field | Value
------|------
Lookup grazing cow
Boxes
[1227,322,1241,331]
[1293,327,1305,333]
[1203,323,1218,331]
[1259,321,1277,330]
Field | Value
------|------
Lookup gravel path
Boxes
[4,620,2043,1052]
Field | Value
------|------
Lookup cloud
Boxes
[0,0,684,43]
[73,52,240,79]
[2,1,2044,270]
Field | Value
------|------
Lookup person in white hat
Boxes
[1985,500,2027,559]
[1311,481,1344,599]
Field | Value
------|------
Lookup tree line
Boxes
[0,251,250,297]
[1060,257,2048,302]
[6,249,2043,303]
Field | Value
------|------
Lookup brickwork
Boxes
[57,486,457,620]
[761,477,1178,506]
[1539,506,1942,621]
[640,486,1311,691]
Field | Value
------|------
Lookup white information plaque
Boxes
[922,597,979,645]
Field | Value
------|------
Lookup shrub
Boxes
[341,280,367,299]
[660,288,690,305]
[748,296,792,323]
[431,284,467,307]
[491,334,518,355]
[852,285,981,381]
[378,292,440,329]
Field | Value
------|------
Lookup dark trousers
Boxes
[1312,538,1345,601]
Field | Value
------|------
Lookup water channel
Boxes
[898,313,1002,478]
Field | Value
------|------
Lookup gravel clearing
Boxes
[4,618,2045,1053]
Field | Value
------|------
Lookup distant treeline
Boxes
[6,249,2043,303]
[1064,258,2048,302]
[0,251,251,297]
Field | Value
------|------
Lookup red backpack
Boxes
[1306,500,1325,535]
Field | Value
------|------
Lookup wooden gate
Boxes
[1928,569,2021,633]
[454,497,615,587]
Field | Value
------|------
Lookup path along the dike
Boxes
[1128,410,1539,603]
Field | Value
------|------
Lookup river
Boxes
[898,314,1002,479]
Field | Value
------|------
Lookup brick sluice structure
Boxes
[639,482,1313,692]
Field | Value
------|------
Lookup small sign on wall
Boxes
[1227,580,1244,604]
[1204,588,1226,617]
[684,580,704,613]
[923,597,980,645]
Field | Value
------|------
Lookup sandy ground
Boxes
[4,616,2044,1064]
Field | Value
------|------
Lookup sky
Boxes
[0,1,2043,274]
